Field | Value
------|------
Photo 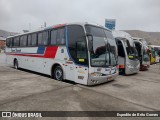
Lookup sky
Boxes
[0,0,160,33]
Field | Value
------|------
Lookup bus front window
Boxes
[105,30,117,66]
[124,39,138,60]
[90,36,109,67]
[85,25,117,67]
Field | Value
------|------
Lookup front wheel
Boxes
[53,66,63,81]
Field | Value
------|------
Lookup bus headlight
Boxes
[126,63,134,68]
[91,72,103,77]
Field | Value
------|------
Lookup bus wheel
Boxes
[14,60,19,69]
[54,66,63,81]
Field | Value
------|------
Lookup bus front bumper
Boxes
[125,66,140,75]
[87,72,118,86]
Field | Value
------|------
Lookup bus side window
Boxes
[38,31,49,46]
[20,36,27,47]
[6,38,10,47]
[31,33,37,46]
[12,38,15,47]
[20,36,23,47]
[51,30,57,45]
[14,37,20,47]
[38,32,43,46]
[10,38,13,47]
[23,36,27,47]
[42,31,49,46]
[28,34,32,46]
[57,28,65,45]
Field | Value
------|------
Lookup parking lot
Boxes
[0,53,160,120]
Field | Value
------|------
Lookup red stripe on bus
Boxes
[53,24,65,29]
[6,46,58,59]
[44,46,58,58]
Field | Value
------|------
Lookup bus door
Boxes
[65,59,76,81]
[65,41,88,84]
[134,42,142,64]
[65,25,88,85]
[74,40,88,85]
[116,39,125,74]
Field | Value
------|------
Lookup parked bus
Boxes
[148,45,156,64]
[5,23,118,85]
[132,38,150,70]
[148,45,160,63]
[112,31,140,75]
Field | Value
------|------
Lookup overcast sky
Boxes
[0,0,160,32]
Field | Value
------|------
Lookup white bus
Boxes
[5,23,118,85]
[133,37,150,70]
[112,31,140,75]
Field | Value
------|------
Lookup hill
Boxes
[124,30,160,45]
[0,29,18,38]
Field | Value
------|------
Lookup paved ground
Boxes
[0,53,160,120]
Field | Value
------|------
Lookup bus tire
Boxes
[53,65,63,81]
[14,59,19,69]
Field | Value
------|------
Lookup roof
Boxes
[7,22,110,39]
[112,30,134,46]
[0,37,6,41]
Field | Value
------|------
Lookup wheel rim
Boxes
[55,68,62,80]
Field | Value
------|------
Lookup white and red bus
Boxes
[5,23,118,85]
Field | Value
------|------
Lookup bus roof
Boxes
[112,30,134,46]
[148,45,160,48]
[7,22,110,39]
[132,37,143,41]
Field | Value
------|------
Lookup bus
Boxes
[148,45,160,63]
[132,38,150,70]
[112,31,140,75]
[5,23,118,86]
[147,45,156,64]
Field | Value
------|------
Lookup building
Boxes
[0,36,6,51]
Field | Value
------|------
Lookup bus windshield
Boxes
[123,39,138,60]
[85,25,117,67]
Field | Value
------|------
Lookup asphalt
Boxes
[0,53,160,120]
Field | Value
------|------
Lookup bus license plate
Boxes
[108,77,112,81]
